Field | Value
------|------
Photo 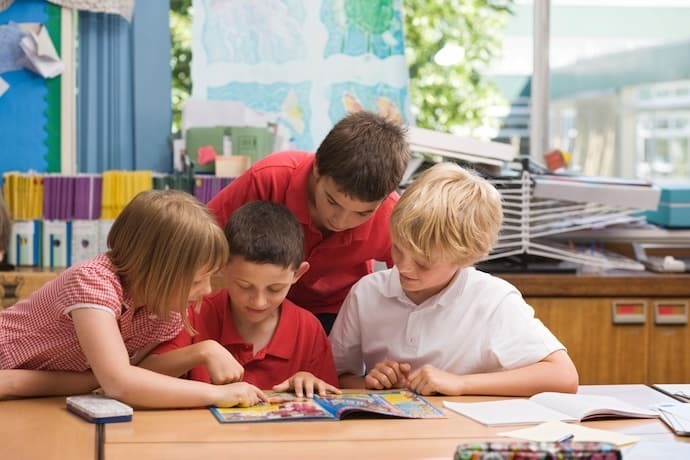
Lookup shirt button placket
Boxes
[406,311,417,350]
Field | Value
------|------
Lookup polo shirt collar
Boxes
[436,267,469,308]
[220,297,294,360]
[382,266,404,299]
[283,154,378,243]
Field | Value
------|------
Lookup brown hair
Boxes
[107,190,228,320]
[315,111,410,202]
[391,163,503,267]
[225,201,303,269]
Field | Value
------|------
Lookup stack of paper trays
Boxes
[402,127,660,271]
[485,171,660,271]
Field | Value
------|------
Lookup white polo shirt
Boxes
[329,266,564,377]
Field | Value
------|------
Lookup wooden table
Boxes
[0,397,95,459]
[103,395,685,460]
[496,272,690,385]
[1,393,686,460]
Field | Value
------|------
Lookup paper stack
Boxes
[485,171,657,271]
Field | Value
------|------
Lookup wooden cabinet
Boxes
[649,301,690,384]
[528,297,648,384]
[3,269,689,385]
[500,273,690,385]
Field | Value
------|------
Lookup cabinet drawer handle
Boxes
[611,300,646,324]
[654,301,688,325]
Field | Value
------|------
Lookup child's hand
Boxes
[272,372,341,398]
[364,360,411,390]
[406,365,460,396]
[202,340,244,384]
[213,382,268,407]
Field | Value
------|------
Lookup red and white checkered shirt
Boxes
[0,254,182,371]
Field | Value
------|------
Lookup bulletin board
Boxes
[0,0,61,178]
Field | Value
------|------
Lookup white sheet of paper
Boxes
[622,440,690,459]
[19,24,64,78]
[499,420,639,446]
[578,384,679,410]
[442,399,575,426]
[182,99,272,134]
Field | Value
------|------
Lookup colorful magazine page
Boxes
[210,394,333,423]
[210,390,445,423]
[316,391,444,419]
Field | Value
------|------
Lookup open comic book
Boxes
[443,392,658,427]
[210,390,445,423]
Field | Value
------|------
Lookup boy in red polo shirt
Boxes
[207,111,410,333]
[142,201,339,398]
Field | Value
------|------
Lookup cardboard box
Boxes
[645,182,690,228]
[215,156,250,178]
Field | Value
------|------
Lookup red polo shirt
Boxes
[207,151,398,315]
[152,290,338,389]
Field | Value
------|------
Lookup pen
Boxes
[674,391,690,402]
[556,433,574,443]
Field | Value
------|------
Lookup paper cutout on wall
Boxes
[20,23,64,78]
[197,145,218,165]
[0,22,25,74]
[0,0,50,179]
[0,21,63,102]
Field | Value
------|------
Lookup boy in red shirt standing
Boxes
[207,111,410,333]
[143,201,339,398]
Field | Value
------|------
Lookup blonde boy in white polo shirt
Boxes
[329,163,579,396]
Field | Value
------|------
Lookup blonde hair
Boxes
[107,190,228,322]
[391,163,503,267]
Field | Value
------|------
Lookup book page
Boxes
[530,392,657,421]
[210,394,333,423]
[315,391,444,420]
[316,392,406,419]
[579,384,679,408]
[657,404,690,435]
[376,391,445,418]
[443,399,576,426]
